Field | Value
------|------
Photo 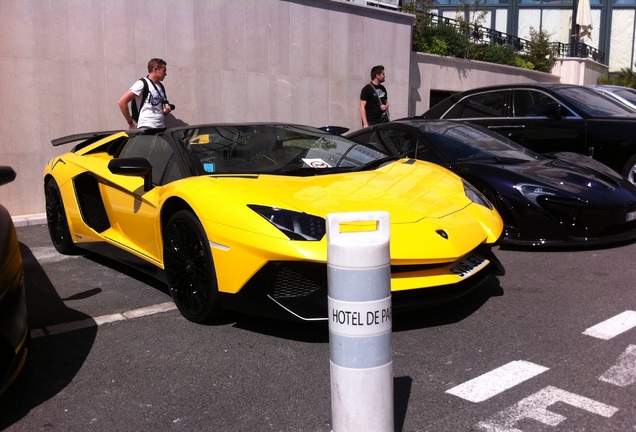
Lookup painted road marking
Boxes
[599,344,636,387]
[583,310,636,340]
[446,360,549,403]
[477,386,618,431]
[31,302,178,338]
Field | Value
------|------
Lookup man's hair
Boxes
[370,65,384,80]
[148,58,167,73]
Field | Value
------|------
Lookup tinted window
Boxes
[512,90,575,117]
[119,135,182,185]
[444,91,508,118]
[351,129,435,162]
[556,87,635,116]
[421,122,541,162]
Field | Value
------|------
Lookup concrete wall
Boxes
[552,58,608,86]
[0,0,414,218]
[0,0,609,220]
[409,52,561,116]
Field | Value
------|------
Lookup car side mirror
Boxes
[108,157,153,192]
[0,166,16,186]
[319,125,350,135]
[543,102,564,120]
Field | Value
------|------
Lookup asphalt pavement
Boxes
[1,222,635,431]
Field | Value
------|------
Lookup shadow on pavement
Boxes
[232,276,504,340]
[392,277,503,332]
[0,243,97,429]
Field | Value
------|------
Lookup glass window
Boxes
[519,0,575,3]
[351,129,436,161]
[180,125,386,175]
[119,135,182,185]
[444,90,508,118]
[512,90,565,117]
[557,87,635,116]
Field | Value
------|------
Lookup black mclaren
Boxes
[347,119,636,248]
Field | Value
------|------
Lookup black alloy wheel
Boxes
[45,178,79,254]
[163,210,221,323]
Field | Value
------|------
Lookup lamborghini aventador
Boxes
[44,124,503,323]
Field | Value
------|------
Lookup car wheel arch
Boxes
[160,197,195,235]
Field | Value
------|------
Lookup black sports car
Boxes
[422,83,636,184]
[347,119,636,248]
[0,166,28,395]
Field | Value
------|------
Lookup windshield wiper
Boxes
[275,166,352,176]
[354,155,402,171]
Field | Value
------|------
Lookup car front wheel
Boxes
[45,178,79,254]
[163,210,221,323]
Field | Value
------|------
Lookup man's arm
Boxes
[118,91,137,129]
[360,100,369,128]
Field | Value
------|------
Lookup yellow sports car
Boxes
[44,124,503,323]
[1,166,28,395]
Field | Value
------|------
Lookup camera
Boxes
[164,100,176,111]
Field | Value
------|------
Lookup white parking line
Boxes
[446,360,549,403]
[583,310,636,340]
[31,302,178,338]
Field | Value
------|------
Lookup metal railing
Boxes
[420,13,605,64]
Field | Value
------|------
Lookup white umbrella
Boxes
[576,0,593,42]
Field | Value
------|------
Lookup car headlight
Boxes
[248,205,326,241]
[463,181,493,209]
[514,183,558,206]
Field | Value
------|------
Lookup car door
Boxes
[504,89,588,156]
[442,89,589,157]
[100,134,185,263]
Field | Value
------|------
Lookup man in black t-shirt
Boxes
[360,65,389,127]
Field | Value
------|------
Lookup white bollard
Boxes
[327,211,393,432]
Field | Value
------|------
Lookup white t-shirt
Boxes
[130,78,166,128]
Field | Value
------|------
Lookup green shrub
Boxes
[474,43,518,66]
[598,64,636,88]
[525,27,557,73]
[414,24,470,58]
[513,57,535,70]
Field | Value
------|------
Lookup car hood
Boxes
[191,159,473,224]
[490,153,636,198]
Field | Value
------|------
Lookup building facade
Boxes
[352,0,636,72]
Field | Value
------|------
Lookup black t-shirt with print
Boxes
[360,83,388,125]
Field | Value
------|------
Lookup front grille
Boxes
[270,262,326,299]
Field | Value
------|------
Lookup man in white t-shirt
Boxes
[118,58,172,131]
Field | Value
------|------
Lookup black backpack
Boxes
[130,77,166,122]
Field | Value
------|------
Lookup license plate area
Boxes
[449,254,488,278]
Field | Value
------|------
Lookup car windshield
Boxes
[177,125,388,176]
[418,121,542,162]
[556,87,636,117]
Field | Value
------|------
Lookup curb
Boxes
[12,213,47,228]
